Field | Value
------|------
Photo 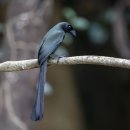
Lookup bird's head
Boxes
[60,22,76,37]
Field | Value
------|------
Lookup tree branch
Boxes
[0,56,130,72]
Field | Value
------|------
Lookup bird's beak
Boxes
[70,30,76,37]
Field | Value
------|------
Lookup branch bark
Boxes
[0,56,130,72]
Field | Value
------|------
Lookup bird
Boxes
[31,22,76,121]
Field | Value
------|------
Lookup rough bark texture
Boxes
[0,56,130,72]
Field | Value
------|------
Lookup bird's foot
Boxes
[49,54,65,63]
[49,54,65,64]
[49,54,58,59]
[56,56,65,63]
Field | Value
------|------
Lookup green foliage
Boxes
[62,7,90,31]
[103,9,117,23]
[88,22,109,44]
[62,7,110,45]
[70,17,90,30]
[62,7,77,19]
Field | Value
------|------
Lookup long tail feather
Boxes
[31,61,47,121]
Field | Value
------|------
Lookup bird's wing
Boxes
[38,31,65,65]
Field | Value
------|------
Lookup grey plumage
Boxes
[31,22,76,121]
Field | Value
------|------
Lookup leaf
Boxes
[88,22,109,44]
[70,17,90,30]
[62,7,77,19]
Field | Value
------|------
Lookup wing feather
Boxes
[38,31,65,65]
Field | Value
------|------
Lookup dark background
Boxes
[0,0,130,130]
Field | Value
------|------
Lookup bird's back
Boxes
[38,24,65,65]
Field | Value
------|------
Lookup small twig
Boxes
[0,56,130,72]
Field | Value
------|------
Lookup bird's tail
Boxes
[31,61,47,121]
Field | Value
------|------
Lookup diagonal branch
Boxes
[0,56,130,72]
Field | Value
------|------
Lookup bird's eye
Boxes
[67,25,73,31]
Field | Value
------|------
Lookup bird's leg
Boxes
[49,53,65,64]
[47,54,57,67]
[49,53,58,59]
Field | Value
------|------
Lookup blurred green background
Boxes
[0,0,130,130]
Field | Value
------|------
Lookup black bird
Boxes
[31,22,76,121]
